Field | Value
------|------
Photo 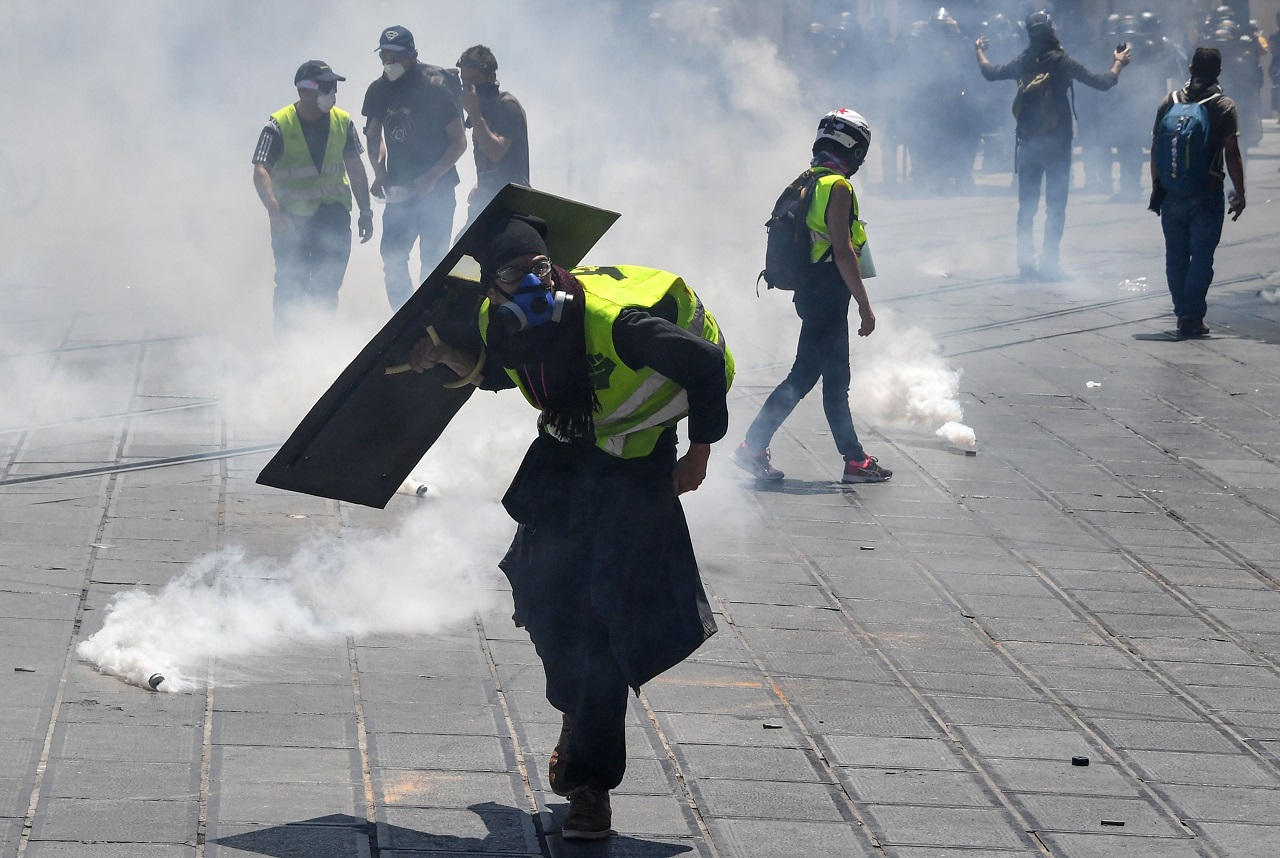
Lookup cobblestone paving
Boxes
[3,130,1280,857]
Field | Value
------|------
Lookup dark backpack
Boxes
[1011,51,1069,137]
[757,170,820,293]
[1154,91,1219,195]
[419,63,463,103]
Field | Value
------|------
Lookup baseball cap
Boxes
[378,26,416,52]
[294,60,345,85]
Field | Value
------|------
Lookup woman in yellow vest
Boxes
[408,214,732,841]
[252,61,373,335]
[734,110,892,484]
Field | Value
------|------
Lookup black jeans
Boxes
[269,202,352,335]
[1016,135,1072,269]
[745,268,865,463]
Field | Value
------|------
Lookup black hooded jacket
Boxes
[983,45,1121,142]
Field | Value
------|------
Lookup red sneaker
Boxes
[842,456,892,483]
[732,442,785,480]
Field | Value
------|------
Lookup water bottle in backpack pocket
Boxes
[1154,91,1219,196]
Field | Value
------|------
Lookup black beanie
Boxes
[478,215,549,284]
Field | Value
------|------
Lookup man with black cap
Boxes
[1149,46,1246,337]
[253,61,373,334]
[976,12,1131,280]
[456,45,530,225]
[407,214,732,841]
[362,25,467,310]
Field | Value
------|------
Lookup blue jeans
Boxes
[745,267,865,462]
[380,184,455,310]
[1016,135,1072,269]
[1160,188,1225,324]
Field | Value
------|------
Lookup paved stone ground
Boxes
[3,128,1279,858]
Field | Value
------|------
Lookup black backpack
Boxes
[1011,50,1071,137]
[419,63,463,104]
[757,169,820,293]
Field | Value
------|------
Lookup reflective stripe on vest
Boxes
[806,168,867,263]
[479,266,734,459]
[268,105,353,217]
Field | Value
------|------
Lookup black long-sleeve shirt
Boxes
[982,49,1120,142]
[481,294,729,445]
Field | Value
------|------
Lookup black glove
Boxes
[1148,184,1165,216]
[357,210,374,243]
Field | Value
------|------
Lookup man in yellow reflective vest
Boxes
[253,61,373,334]
[408,214,731,841]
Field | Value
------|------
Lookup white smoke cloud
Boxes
[77,499,509,692]
[853,313,975,448]
[7,1,981,691]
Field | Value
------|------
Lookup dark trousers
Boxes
[1161,188,1226,324]
[270,202,351,335]
[745,269,866,463]
[500,432,715,791]
[1016,135,1072,269]
[530,560,630,790]
[380,184,455,310]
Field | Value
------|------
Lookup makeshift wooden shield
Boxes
[256,185,620,508]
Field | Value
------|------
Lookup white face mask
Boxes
[315,92,336,111]
[383,62,407,82]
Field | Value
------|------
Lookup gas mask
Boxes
[316,92,336,111]
[383,62,407,82]
[494,273,571,335]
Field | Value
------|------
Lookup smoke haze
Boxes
[8,1,974,689]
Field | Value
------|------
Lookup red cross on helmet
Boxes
[816,109,872,166]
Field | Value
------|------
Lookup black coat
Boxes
[499,429,717,691]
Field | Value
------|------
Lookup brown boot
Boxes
[562,785,611,841]
[548,714,573,796]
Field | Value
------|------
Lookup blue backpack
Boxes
[1154,91,1219,196]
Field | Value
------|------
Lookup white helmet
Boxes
[816,109,871,166]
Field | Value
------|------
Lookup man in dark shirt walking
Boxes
[1149,47,1246,337]
[976,11,1131,280]
[456,45,530,225]
[362,26,467,310]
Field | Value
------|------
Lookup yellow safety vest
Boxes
[806,168,867,263]
[480,266,734,459]
[268,105,352,217]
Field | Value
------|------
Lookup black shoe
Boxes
[1178,319,1210,338]
[1018,265,1039,282]
[562,786,612,841]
